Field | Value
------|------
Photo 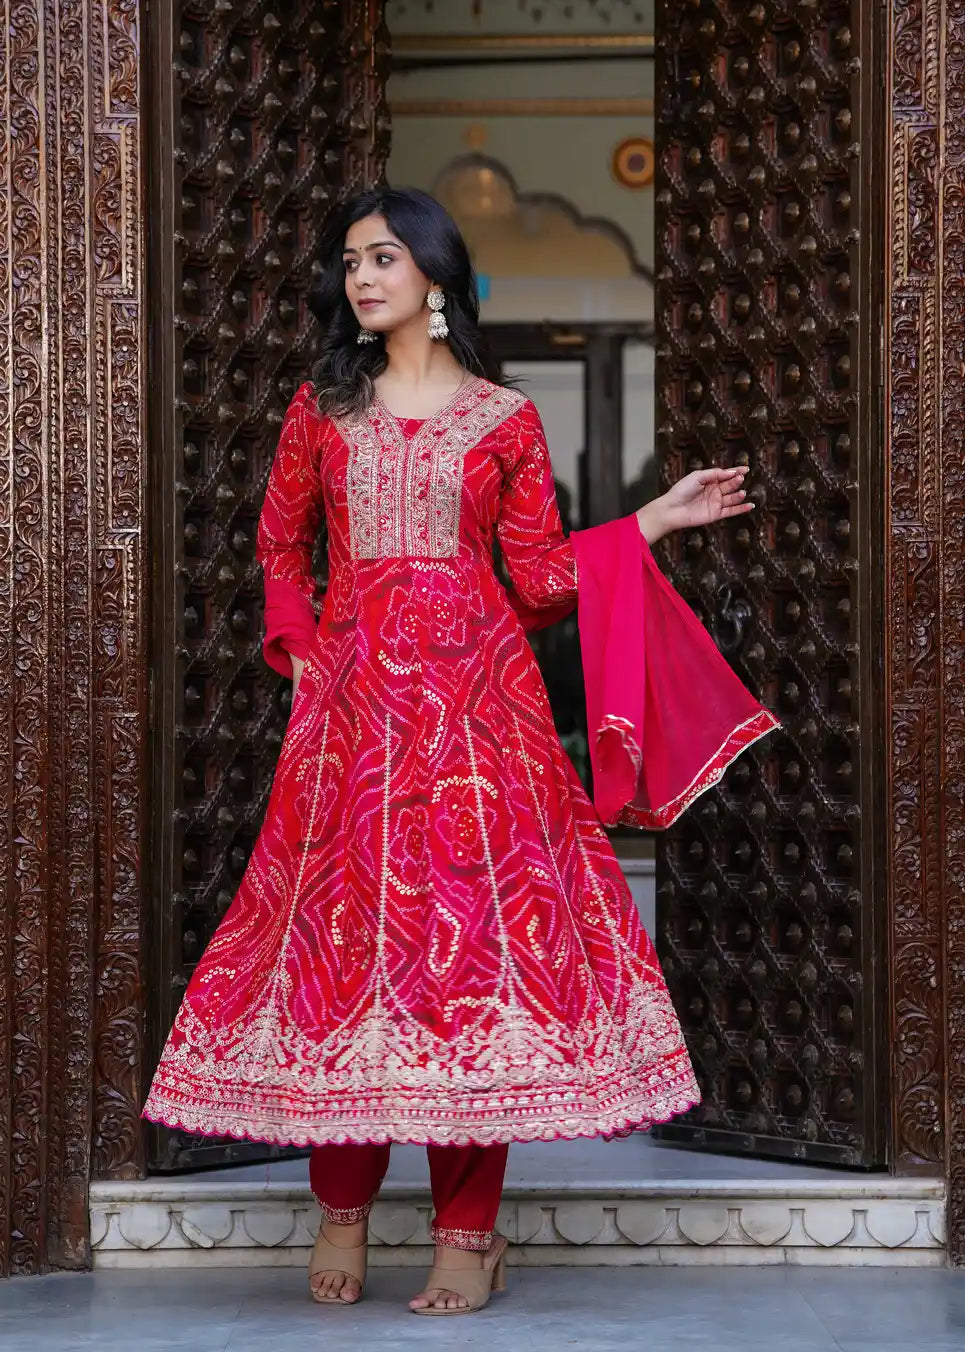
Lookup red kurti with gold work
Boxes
[144,377,704,1146]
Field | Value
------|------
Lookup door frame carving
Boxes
[885,0,965,1265]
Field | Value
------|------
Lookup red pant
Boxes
[309,1143,508,1252]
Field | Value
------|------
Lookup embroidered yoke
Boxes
[143,377,703,1146]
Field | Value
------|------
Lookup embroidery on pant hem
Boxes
[432,1225,494,1252]
[319,1199,377,1224]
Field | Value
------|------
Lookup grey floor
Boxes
[3,1265,965,1352]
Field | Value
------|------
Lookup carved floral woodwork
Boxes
[0,0,388,1275]
[887,0,965,1265]
[0,0,145,1275]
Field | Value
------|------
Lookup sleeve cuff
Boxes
[263,579,318,679]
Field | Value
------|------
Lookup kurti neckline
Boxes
[371,374,484,433]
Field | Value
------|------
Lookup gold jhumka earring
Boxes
[427,288,449,340]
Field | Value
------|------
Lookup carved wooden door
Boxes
[653,1,887,1165]
[145,0,390,1170]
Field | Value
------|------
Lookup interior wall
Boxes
[385,0,656,313]
[383,0,657,513]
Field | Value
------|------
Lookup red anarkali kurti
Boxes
[143,376,773,1147]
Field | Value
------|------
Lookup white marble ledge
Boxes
[90,1175,945,1204]
[90,1192,946,1268]
[92,1244,947,1270]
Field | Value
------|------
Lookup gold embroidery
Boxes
[431,773,497,804]
[527,916,547,960]
[375,712,393,1012]
[144,987,697,1147]
[378,648,418,675]
[318,1199,378,1224]
[334,380,526,560]
[331,899,345,948]
[431,1225,494,1253]
[612,708,780,829]
[423,688,447,756]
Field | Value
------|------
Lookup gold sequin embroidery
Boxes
[334,380,526,560]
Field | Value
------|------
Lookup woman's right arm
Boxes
[256,383,323,687]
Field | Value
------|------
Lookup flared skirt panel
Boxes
[143,559,700,1145]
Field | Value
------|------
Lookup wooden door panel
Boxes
[146,0,390,1171]
[653,0,886,1165]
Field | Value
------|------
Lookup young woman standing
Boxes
[145,187,777,1316]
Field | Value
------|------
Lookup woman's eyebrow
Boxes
[342,240,403,254]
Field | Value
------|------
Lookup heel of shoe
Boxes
[491,1253,507,1293]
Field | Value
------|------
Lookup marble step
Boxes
[90,1165,944,1269]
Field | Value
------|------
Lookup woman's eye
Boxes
[344,259,358,272]
[376,254,393,266]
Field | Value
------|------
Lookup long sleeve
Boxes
[256,382,323,678]
[497,400,578,613]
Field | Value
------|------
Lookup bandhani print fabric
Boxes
[143,377,775,1147]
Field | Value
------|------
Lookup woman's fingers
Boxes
[698,465,748,485]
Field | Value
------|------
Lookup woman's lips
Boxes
[358,299,383,309]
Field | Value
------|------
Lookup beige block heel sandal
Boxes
[410,1235,508,1316]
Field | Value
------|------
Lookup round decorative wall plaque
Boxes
[612,136,655,188]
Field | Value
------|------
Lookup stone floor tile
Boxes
[795,1266,965,1339]
[835,1344,965,1352]
[5,1264,965,1352]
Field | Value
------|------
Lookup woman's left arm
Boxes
[498,400,753,603]
[496,401,578,611]
[635,466,754,543]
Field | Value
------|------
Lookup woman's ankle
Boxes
[432,1242,484,1267]
[321,1216,368,1245]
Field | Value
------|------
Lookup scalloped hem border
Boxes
[141,1088,701,1150]
[611,708,780,832]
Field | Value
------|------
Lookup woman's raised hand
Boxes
[636,466,753,543]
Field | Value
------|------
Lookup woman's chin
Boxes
[355,311,391,331]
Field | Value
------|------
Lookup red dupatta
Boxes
[568,515,778,829]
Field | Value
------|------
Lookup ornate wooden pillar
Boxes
[886,0,965,1264]
[0,1,147,1274]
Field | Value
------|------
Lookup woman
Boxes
[144,187,777,1315]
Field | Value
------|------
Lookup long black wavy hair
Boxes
[308,186,505,417]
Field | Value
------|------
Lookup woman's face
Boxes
[342,213,431,334]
